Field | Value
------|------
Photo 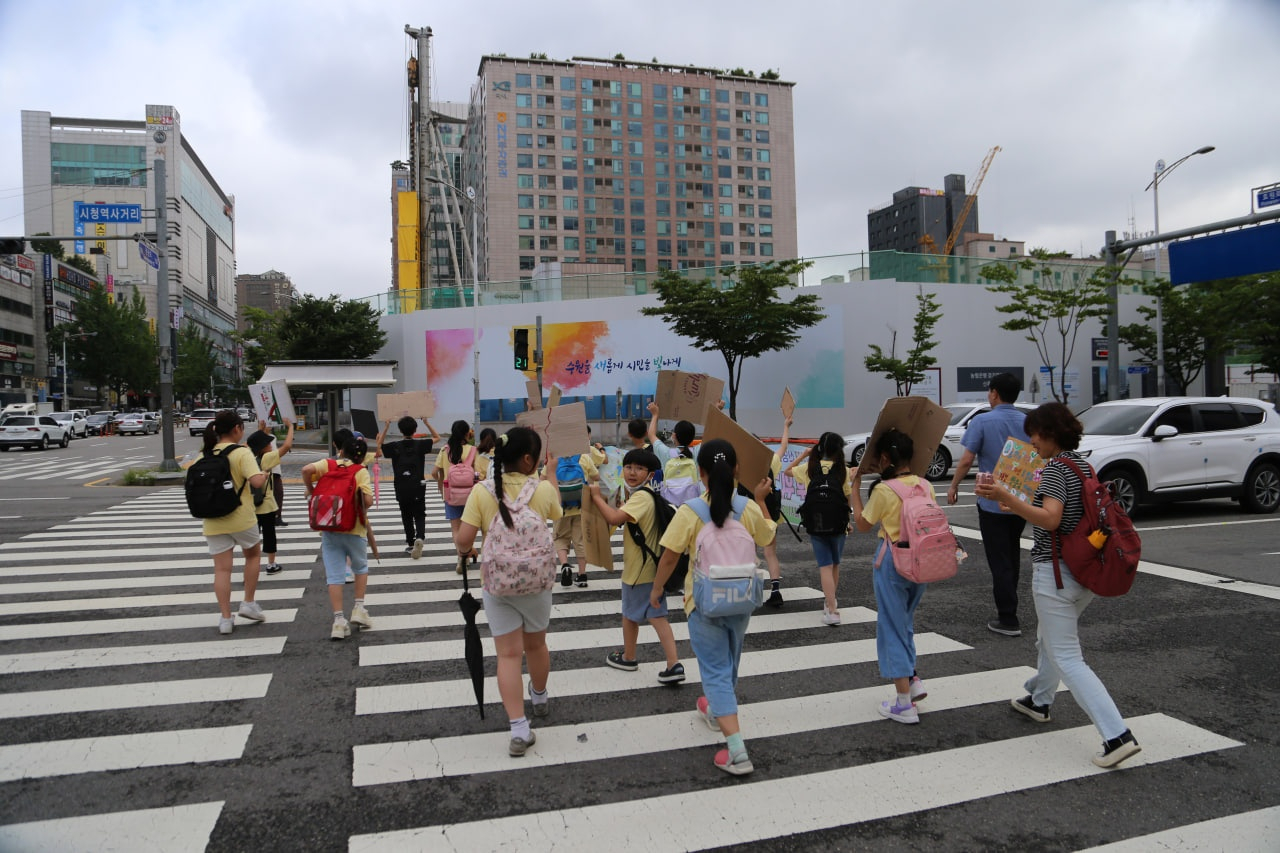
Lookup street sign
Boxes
[138,241,159,270]
[1257,185,1280,210]
[1127,365,1151,375]
[74,202,142,224]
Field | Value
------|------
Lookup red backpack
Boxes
[308,459,365,533]
[1051,457,1141,597]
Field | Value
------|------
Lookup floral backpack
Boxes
[480,478,557,596]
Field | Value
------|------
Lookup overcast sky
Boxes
[2,0,1277,302]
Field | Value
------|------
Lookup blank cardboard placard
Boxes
[700,405,774,490]
[525,380,543,410]
[581,496,615,572]
[992,437,1046,504]
[780,387,796,419]
[655,370,725,425]
[857,396,952,478]
[516,401,590,460]
[547,386,563,407]
[376,390,436,422]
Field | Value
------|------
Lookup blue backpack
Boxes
[556,455,585,509]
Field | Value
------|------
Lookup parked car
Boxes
[843,401,1038,481]
[1076,396,1280,516]
[85,412,114,435]
[0,415,69,450]
[50,411,88,438]
[116,413,160,435]
[188,408,219,437]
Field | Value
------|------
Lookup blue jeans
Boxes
[320,531,368,585]
[1025,561,1127,740]
[872,544,925,679]
[687,606,750,718]
[810,533,846,567]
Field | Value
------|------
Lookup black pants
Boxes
[257,512,278,556]
[978,507,1027,626]
[272,473,284,523]
[396,485,426,546]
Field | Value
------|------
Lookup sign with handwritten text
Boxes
[992,437,1045,504]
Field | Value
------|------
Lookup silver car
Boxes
[116,413,160,435]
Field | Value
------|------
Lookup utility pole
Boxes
[155,158,179,471]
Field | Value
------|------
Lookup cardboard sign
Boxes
[248,380,295,426]
[525,379,543,410]
[857,396,951,478]
[700,405,775,491]
[547,386,562,407]
[581,495,616,572]
[655,370,725,425]
[516,401,590,460]
[780,386,796,419]
[991,437,1046,504]
[376,390,436,422]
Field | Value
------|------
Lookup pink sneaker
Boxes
[696,696,721,732]
[714,748,754,775]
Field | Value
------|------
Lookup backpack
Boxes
[444,446,478,507]
[390,439,432,483]
[185,445,250,519]
[556,455,585,509]
[1051,457,1141,597]
[798,465,852,536]
[873,478,960,584]
[687,495,764,617]
[626,486,688,594]
[659,454,701,507]
[308,459,365,533]
[480,478,558,596]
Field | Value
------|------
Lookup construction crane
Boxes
[943,145,1001,256]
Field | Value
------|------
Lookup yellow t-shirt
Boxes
[254,449,282,516]
[305,458,374,538]
[861,474,934,543]
[658,493,776,615]
[461,472,564,534]
[201,443,262,537]
[790,458,853,497]
[618,488,659,585]
[435,444,491,481]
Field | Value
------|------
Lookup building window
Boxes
[516,73,531,88]
[563,215,578,229]
[561,76,575,91]
[539,236,557,250]
[537,74,554,89]
[657,220,671,235]
[517,134,532,148]
[657,239,672,255]
[630,199,645,215]
[739,223,756,237]
[562,136,577,151]
[517,153,533,168]
[561,116,577,131]
[629,101,643,117]
[561,156,577,170]
[756,111,769,125]
[757,167,771,181]
[561,96,576,110]
[654,142,669,158]
[519,235,535,250]
[759,204,772,218]
[517,113,532,127]
[518,215,534,229]
[760,224,773,237]
[739,242,755,256]
[760,243,773,256]
[653,103,668,120]
[719,184,732,198]
[519,255,535,269]
[538,195,556,210]
[739,203,754,217]
[653,83,667,99]
[516,93,532,107]
[563,175,578,190]
[631,238,646,253]
[716,89,729,103]
[756,149,771,162]
[720,241,734,255]
[758,186,772,200]
[719,203,733,216]
[518,194,534,209]
[517,174,534,188]
[755,93,769,107]
[673,86,685,101]
[720,222,733,236]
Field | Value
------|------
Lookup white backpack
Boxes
[480,479,557,596]
[686,495,763,617]
[874,478,960,584]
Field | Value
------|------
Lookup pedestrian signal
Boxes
[514,327,530,371]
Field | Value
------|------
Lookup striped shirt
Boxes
[1029,451,1089,562]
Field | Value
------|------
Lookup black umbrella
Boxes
[458,555,485,719]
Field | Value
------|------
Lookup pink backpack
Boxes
[480,478,557,596]
[444,446,478,507]
[687,495,764,616]
[873,478,959,584]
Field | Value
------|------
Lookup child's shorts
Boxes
[553,513,584,553]
[621,581,668,622]
[206,526,261,556]
[482,588,553,636]
[443,502,464,521]
[320,531,368,585]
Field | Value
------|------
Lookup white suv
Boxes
[1076,397,1280,515]
[188,409,219,437]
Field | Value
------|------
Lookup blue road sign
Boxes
[1258,187,1280,210]
[1127,365,1150,375]
[74,203,142,224]
[138,241,159,270]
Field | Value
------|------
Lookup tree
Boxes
[53,285,155,405]
[236,306,287,383]
[174,324,220,401]
[30,233,66,258]
[981,255,1116,406]
[277,294,387,360]
[864,285,941,396]
[1228,272,1280,379]
[760,69,781,81]
[66,255,96,276]
[641,260,824,420]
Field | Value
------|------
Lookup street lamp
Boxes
[1145,145,1214,396]
[62,331,97,408]
[423,176,481,429]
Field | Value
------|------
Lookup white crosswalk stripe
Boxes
[0,483,1260,851]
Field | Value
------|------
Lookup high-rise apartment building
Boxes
[867,173,979,254]
[234,269,298,330]
[463,56,797,291]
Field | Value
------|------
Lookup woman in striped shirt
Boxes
[975,402,1141,769]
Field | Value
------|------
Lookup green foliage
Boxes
[52,286,156,405]
[236,306,287,382]
[174,324,220,400]
[277,294,387,360]
[864,286,942,396]
[613,53,625,60]
[760,69,781,81]
[65,255,96,276]
[121,467,156,486]
[1238,272,1280,378]
[30,233,65,258]
[982,258,1118,406]
[641,260,823,419]
[529,52,548,60]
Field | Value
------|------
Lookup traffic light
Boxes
[0,238,25,255]
[513,327,530,371]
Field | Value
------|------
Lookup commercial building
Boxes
[867,173,979,254]
[461,56,798,296]
[234,269,299,330]
[19,106,239,398]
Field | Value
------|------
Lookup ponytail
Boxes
[697,438,737,527]
[447,419,470,465]
[492,426,541,529]
[873,428,914,480]
[204,409,242,456]
[202,422,218,455]
[808,431,848,489]
[673,420,695,459]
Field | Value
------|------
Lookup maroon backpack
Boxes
[1051,457,1141,597]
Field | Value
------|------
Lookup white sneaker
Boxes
[331,619,351,641]
[218,616,234,635]
[344,568,355,584]
[411,537,424,559]
[237,601,266,622]
[821,607,841,626]
[350,605,373,630]
[909,676,928,702]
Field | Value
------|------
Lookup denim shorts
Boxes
[320,531,368,585]
[443,502,464,521]
[483,588,553,636]
[810,533,847,567]
[621,581,669,622]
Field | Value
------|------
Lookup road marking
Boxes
[350,714,1240,850]
[1135,517,1280,533]
[0,497,69,501]
[0,557,311,576]
[0,570,312,595]
[0,673,273,718]
[357,633,970,715]
[359,606,871,666]
[0,587,304,616]
[0,636,287,674]
[364,576,710,607]
[1077,804,1280,852]
[355,667,1026,785]
[0,725,252,783]
[0,609,298,641]
[0,801,224,853]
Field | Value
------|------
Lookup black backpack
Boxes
[388,439,433,485]
[798,465,852,536]
[625,486,689,594]
[185,445,249,519]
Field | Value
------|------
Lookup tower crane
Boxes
[943,145,1001,256]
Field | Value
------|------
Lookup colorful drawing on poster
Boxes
[992,437,1045,504]
[425,328,474,388]
[540,321,611,391]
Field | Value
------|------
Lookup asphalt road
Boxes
[0,432,1277,851]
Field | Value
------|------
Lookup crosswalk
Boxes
[0,441,156,482]
[0,484,1269,851]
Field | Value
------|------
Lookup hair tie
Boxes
[713,452,727,464]
[499,433,509,445]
